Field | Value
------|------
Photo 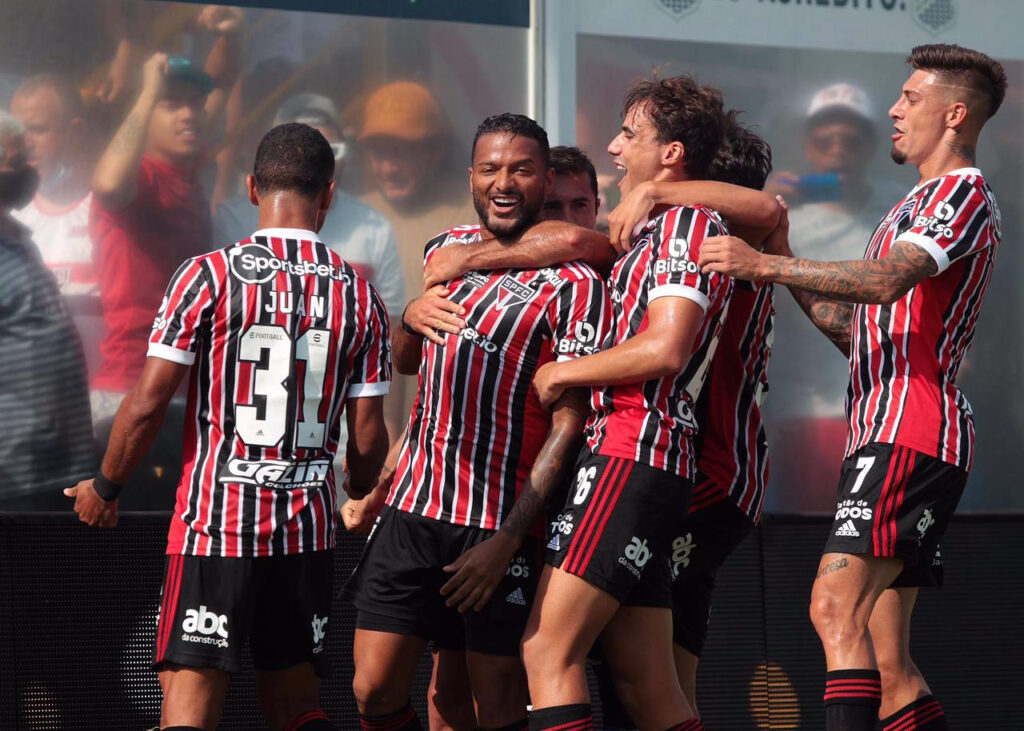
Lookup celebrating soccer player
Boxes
[345,114,610,731]
[67,123,392,731]
[699,44,1005,731]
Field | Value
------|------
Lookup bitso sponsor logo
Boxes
[671,533,696,578]
[219,457,331,490]
[229,243,350,285]
[311,614,328,652]
[618,537,652,579]
[181,605,229,649]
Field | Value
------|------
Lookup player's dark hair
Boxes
[707,110,773,191]
[908,44,1007,119]
[472,113,549,167]
[621,75,724,178]
[253,123,335,199]
[550,145,598,201]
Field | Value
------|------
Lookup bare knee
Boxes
[256,667,321,731]
[470,657,529,726]
[810,583,867,649]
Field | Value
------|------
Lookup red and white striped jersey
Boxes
[586,205,732,480]
[692,279,774,521]
[845,168,1000,470]
[388,225,610,530]
[148,228,392,557]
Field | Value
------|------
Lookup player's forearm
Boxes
[392,315,424,375]
[553,328,694,390]
[347,420,389,496]
[92,88,157,207]
[499,391,587,542]
[473,222,615,271]
[648,180,780,234]
[756,253,919,305]
[99,388,172,484]
[786,288,853,357]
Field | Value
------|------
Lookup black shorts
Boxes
[823,442,966,588]
[670,480,754,657]
[154,550,333,676]
[545,448,691,608]
[343,506,539,657]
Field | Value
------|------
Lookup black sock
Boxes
[286,708,334,730]
[823,669,882,731]
[664,719,705,731]
[880,695,948,730]
[527,703,593,731]
[477,720,529,731]
[359,703,423,731]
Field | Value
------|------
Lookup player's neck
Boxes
[257,194,321,234]
[916,135,977,184]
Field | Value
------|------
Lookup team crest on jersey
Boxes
[912,0,956,34]
[652,0,700,21]
[496,275,535,311]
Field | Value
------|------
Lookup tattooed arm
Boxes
[439,389,588,612]
[91,53,169,211]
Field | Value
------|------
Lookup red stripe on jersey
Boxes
[389,227,610,530]
[846,170,999,470]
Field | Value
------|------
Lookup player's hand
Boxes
[698,235,768,281]
[533,361,566,410]
[607,181,656,254]
[96,41,135,104]
[341,468,393,535]
[140,53,170,99]
[198,5,244,35]
[441,531,521,613]
[761,196,792,257]
[763,171,800,203]
[424,247,471,289]
[403,287,466,346]
[64,480,119,529]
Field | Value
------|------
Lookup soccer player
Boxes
[67,123,391,731]
[345,114,609,731]
[698,44,1006,731]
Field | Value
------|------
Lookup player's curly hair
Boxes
[472,113,549,167]
[253,122,335,199]
[707,110,773,191]
[909,44,1008,119]
[621,75,724,179]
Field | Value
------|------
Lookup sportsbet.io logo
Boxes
[229,243,351,284]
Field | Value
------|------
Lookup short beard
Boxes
[472,189,540,239]
[890,146,907,165]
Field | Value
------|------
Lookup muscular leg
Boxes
[428,648,476,730]
[158,665,230,730]
[520,565,621,710]
[600,606,695,730]
[465,651,529,729]
[255,662,325,731]
[868,588,931,719]
[352,629,427,716]
[672,644,699,716]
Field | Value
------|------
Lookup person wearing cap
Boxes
[764,83,906,510]
[214,93,406,441]
[89,42,239,506]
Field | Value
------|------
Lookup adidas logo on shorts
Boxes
[546,533,560,551]
[834,519,860,538]
[506,587,527,606]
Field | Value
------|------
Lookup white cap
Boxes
[807,83,873,122]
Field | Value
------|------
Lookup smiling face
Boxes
[470,131,551,238]
[542,172,598,230]
[147,79,207,162]
[888,69,952,166]
[607,103,669,195]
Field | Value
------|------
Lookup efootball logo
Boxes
[653,0,700,21]
[912,0,956,34]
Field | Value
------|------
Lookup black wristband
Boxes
[400,305,419,336]
[92,472,123,502]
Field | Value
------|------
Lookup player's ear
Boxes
[662,141,685,168]
[946,100,969,132]
[544,166,555,196]
[246,174,259,206]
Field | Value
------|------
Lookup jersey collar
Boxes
[250,227,321,242]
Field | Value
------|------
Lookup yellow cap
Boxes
[359,81,444,141]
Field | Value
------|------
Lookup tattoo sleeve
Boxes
[499,389,588,541]
[765,241,937,305]
[786,288,854,357]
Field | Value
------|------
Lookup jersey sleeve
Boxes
[547,270,611,363]
[147,257,215,365]
[648,207,729,311]
[347,282,393,398]
[898,176,998,274]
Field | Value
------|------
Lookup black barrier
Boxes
[1,513,1021,729]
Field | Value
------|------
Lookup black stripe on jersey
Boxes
[866,293,898,445]
[946,203,988,263]
[851,303,872,447]
[158,261,211,349]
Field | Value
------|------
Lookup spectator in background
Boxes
[764,84,904,509]
[215,92,407,443]
[89,50,234,505]
[0,112,94,510]
[11,74,104,378]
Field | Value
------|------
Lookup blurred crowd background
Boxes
[0,0,1019,513]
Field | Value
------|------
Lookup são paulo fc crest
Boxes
[496,275,535,311]
[653,0,700,21]
[912,0,956,34]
